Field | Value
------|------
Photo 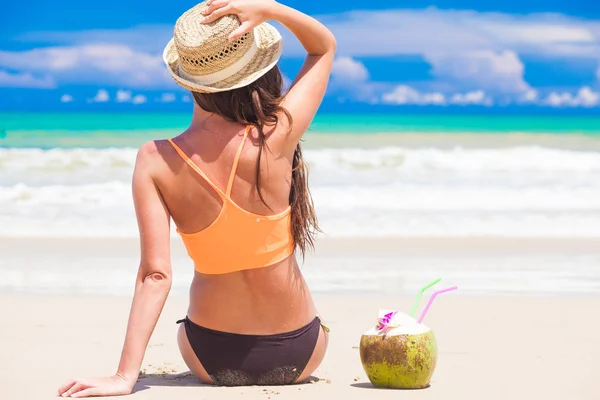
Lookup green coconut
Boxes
[359,311,438,389]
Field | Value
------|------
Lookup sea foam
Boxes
[2,146,600,238]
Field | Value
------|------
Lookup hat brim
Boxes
[163,22,283,93]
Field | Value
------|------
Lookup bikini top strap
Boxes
[226,125,251,196]
[167,138,226,198]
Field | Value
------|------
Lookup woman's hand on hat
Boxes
[201,0,276,42]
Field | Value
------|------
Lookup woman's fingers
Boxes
[202,0,228,16]
[228,21,254,42]
[61,382,86,397]
[70,387,99,398]
[202,5,233,24]
[57,379,77,395]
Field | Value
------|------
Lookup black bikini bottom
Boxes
[177,316,322,386]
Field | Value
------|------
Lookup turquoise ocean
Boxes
[1,113,600,295]
[1,113,600,148]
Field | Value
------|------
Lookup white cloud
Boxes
[545,92,576,107]
[519,89,539,103]
[23,12,598,61]
[382,86,598,108]
[89,89,109,103]
[328,57,383,103]
[332,57,369,82]
[278,8,599,99]
[281,9,600,58]
[5,9,599,109]
[382,86,598,107]
[450,90,493,106]
[132,94,147,105]
[382,85,446,105]
[382,86,498,106]
[578,87,600,106]
[115,89,149,104]
[544,87,600,107]
[18,25,173,53]
[159,93,176,103]
[116,90,132,103]
[0,70,55,88]
[474,20,599,58]
[425,50,529,93]
[60,94,73,103]
[0,44,171,88]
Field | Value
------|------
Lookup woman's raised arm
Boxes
[270,3,336,144]
[201,0,336,149]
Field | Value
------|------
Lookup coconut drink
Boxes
[360,310,437,389]
[359,282,457,389]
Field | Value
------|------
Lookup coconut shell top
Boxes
[366,310,430,336]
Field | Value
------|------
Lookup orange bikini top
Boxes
[167,125,294,275]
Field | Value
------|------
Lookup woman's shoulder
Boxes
[134,138,182,176]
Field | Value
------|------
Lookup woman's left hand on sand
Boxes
[57,374,135,398]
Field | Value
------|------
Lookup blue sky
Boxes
[1,0,599,112]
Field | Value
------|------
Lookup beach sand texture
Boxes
[1,237,599,399]
[1,294,598,400]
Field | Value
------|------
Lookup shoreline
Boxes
[2,235,600,254]
[303,131,600,150]
[3,130,600,150]
[2,236,600,297]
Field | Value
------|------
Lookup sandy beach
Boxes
[1,237,600,399]
[1,293,599,400]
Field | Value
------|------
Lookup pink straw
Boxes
[417,286,458,324]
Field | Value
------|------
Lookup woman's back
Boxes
[149,119,317,334]
[58,1,336,395]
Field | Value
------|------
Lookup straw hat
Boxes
[163,1,283,93]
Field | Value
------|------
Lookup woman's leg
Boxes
[295,324,329,383]
[176,323,214,384]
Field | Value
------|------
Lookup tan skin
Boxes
[58,0,336,397]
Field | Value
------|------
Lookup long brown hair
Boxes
[192,65,319,257]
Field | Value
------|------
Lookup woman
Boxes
[57,0,335,397]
